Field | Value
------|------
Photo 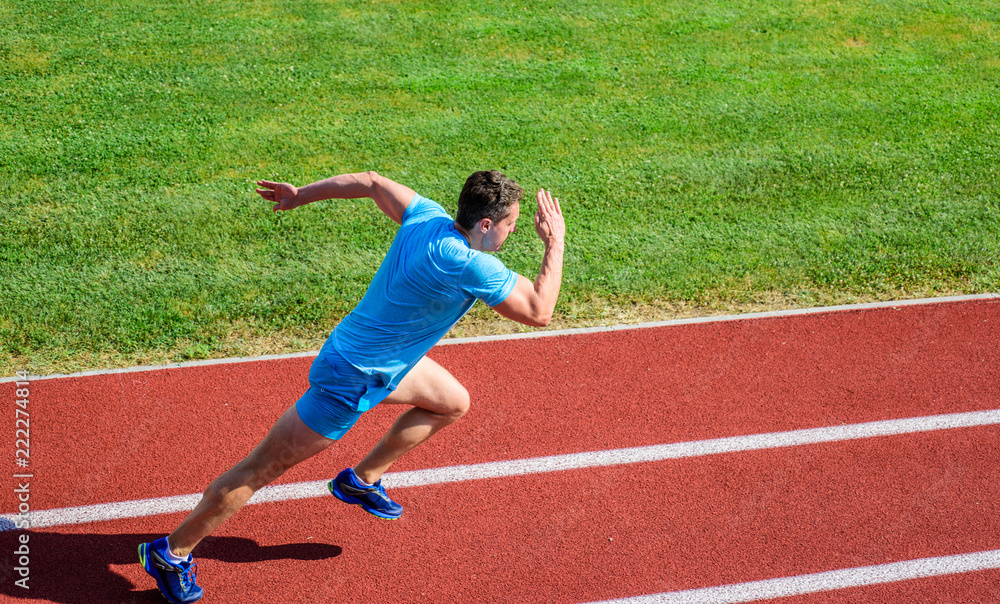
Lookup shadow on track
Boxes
[0,530,342,603]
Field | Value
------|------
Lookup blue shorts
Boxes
[295,348,385,440]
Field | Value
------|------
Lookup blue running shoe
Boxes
[328,468,403,520]
[138,537,204,603]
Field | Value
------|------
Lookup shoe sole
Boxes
[138,542,202,604]
[327,480,401,520]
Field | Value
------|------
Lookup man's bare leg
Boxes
[352,356,469,484]
[167,405,335,556]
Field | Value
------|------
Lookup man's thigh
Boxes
[382,356,469,416]
[242,405,336,485]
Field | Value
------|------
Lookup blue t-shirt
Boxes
[327,194,518,410]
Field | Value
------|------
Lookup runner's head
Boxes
[456,170,524,232]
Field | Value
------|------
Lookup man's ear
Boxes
[478,217,493,233]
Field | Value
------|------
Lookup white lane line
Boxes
[4,293,996,383]
[582,549,1000,603]
[3,409,999,531]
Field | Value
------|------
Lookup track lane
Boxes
[2,298,998,602]
[585,552,1000,603]
[4,299,998,512]
[2,425,998,603]
[10,409,1000,531]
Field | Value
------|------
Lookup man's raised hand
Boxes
[534,188,565,248]
[256,180,299,212]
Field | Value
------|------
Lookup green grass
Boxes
[2,0,998,375]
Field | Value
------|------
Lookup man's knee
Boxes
[442,384,470,423]
[226,451,291,492]
[240,406,329,488]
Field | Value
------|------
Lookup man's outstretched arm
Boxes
[492,188,565,327]
[255,171,416,224]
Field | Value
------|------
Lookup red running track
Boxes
[1,297,999,603]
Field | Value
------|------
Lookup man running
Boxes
[138,170,565,603]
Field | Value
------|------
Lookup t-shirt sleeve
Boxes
[401,194,450,224]
[459,252,518,307]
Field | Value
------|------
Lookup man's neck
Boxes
[454,221,478,249]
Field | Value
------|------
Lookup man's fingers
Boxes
[256,180,278,201]
[539,188,553,206]
[535,188,561,218]
[537,188,551,213]
[547,192,560,215]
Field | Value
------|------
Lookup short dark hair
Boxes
[456,170,524,230]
